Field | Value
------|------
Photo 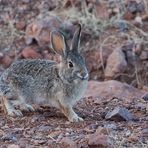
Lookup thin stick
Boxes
[143,0,148,15]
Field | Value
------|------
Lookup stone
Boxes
[95,2,109,20]
[105,107,134,121]
[21,47,42,59]
[25,16,61,46]
[18,138,28,148]
[25,16,74,48]
[142,128,148,137]
[84,80,145,102]
[2,134,17,142]
[60,137,78,148]
[128,134,139,142]
[118,21,129,32]
[0,52,4,58]
[135,103,146,110]
[142,94,148,101]
[21,0,30,3]
[0,55,13,68]
[127,1,144,13]
[123,11,134,20]
[88,131,109,148]
[39,0,56,12]
[103,123,117,130]
[134,16,143,26]
[140,50,148,60]
[38,125,51,132]
[15,21,26,30]
[105,48,127,78]
[84,47,112,80]
[96,126,112,135]
[132,43,143,55]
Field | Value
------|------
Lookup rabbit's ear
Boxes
[50,31,67,56]
[70,23,81,52]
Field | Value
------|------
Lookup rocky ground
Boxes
[0,81,148,147]
[0,0,148,147]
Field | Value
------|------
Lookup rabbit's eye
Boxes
[68,61,73,68]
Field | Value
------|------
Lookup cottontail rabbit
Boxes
[0,24,88,122]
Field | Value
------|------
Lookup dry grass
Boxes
[0,20,25,53]
[59,1,109,37]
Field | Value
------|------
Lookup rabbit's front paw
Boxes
[21,104,35,112]
[69,114,83,122]
[7,108,23,117]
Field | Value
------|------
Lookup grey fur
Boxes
[0,24,88,122]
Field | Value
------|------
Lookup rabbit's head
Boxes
[50,24,88,82]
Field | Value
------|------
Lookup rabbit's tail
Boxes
[0,84,6,111]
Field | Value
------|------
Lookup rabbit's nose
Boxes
[77,72,89,80]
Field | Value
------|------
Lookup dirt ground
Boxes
[0,92,147,147]
[0,0,148,147]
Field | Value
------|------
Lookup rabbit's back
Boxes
[5,59,57,77]
[0,59,60,103]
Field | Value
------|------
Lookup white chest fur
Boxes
[69,80,88,105]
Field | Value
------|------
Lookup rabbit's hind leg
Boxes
[0,85,23,117]
[12,92,35,112]
[12,97,35,112]
[21,103,35,112]
[18,97,35,112]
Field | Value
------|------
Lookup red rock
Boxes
[95,2,109,20]
[18,138,28,148]
[84,47,112,79]
[0,55,13,68]
[140,50,148,60]
[60,137,78,148]
[15,21,26,30]
[96,126,112,135]
[105,48,127,78]
[128,134,139,142]
[123,11,135,20]
[21,47,42,59]
[84,50,100,72]
[142,86,148,92]
[25,16,62,47]
[88,131,109,148]
[84,80,145,102]
[37,28,51,47]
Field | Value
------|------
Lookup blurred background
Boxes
[0,0,148,89]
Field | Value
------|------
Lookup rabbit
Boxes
[0,24,89,122]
